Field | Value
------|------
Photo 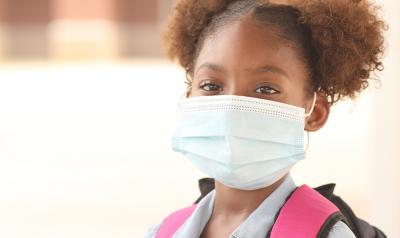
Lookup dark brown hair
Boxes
[163,0,387,104]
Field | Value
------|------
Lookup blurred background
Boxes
[0,0,398,238]
[0,0,174,59]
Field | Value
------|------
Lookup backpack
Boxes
[155,178,386,238]
[194,178,387,238]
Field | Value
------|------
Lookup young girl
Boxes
[145,0,386,237]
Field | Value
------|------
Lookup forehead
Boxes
[194,19,307,76]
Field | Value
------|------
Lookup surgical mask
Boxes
[171,93,317,190]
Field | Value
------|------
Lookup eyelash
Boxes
[199,82,222,92]
[255,86,279,95]
[199,81,280,95]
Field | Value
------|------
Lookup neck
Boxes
[212,175,288,217]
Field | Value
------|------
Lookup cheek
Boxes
[284,67,312,107]
[283,83,310,108]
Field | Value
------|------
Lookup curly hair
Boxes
[163,0,387,104]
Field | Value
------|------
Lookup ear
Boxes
[304,92,330,132]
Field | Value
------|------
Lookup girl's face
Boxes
[188,19,330,131]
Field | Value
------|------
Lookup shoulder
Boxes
[143,205,198,238]
[144,223,161,238]
[327,221,356,238]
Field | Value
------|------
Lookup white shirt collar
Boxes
[173,175,296,238]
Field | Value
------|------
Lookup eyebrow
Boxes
[195,62,289,79]
[195,63,227,74]
[249,65,289,79]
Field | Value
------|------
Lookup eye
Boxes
[255,85,279,95]
[199,81,222,92]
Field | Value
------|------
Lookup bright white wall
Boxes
[0,61,189,238]
[370,0,400,236]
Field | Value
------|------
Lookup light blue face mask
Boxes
[171,93,317,190]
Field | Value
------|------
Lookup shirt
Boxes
[144,175,356,238]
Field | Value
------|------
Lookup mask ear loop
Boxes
[304,92,317,152]
[305,92,317,117]
[181,86,192,99]
[305,131,310,152]
[177,86,192,113]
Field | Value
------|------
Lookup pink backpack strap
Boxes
[270,184,342,238]
[155,204,197,238]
